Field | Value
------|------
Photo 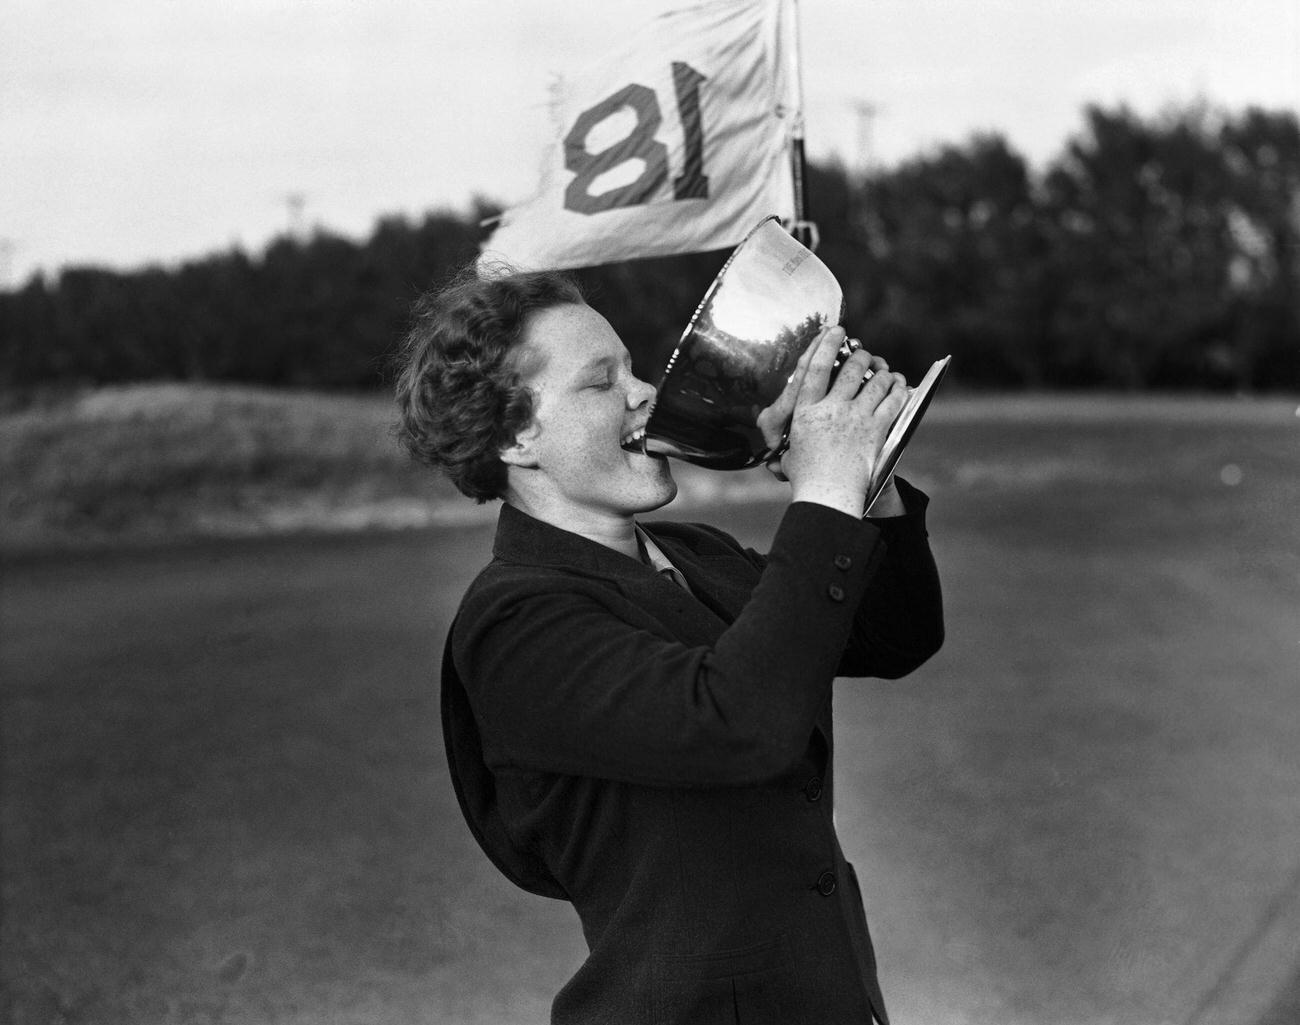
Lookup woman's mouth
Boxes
[621,426,647,451]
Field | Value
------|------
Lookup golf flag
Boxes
[480,0,795,272]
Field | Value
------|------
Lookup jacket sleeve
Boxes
[838,476,945,679]
[455,502,894,789]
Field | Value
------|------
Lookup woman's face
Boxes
[506,303,677,530]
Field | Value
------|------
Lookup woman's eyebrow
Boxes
[574,355,618,375]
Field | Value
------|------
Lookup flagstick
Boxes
[787,0,819,251]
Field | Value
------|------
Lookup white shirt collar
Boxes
[634,524,690,592]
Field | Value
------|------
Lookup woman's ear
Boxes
[499,422,541,468]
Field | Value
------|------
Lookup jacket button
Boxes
[816,871,837,896]
[804,776,823,802]
[834,554,852,571]
[827,584,845,602]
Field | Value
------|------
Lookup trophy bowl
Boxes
[632,215,844,469]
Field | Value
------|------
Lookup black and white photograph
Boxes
[2,2,1297,1023]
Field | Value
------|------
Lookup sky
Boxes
[2,0,1297,285]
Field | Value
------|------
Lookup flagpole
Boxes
[787,0,819,251]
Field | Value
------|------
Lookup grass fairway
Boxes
[2,393,1298,1025]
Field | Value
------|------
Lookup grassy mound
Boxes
[0,384,478,552]
[4,383,1296,553]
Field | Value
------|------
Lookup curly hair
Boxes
[392,266,586,502]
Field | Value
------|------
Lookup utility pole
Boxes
[852,101,879,177]
[285,192,307,241]
[848,102,881,251]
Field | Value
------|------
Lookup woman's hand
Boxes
[756,325,908,517]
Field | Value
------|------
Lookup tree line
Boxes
[2,103,1296,392]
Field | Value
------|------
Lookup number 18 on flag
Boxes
[480,0,797,272]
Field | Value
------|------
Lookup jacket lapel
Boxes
[492,504,740,647]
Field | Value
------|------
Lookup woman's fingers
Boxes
[827,346,875,397]
[850,355,908,409]
[764,453,789,482]
[756,325,840,450]
[756,327,911,469]
[795,326,847,405]
[755,362,802,450]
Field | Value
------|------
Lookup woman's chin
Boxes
[643,462,678,509]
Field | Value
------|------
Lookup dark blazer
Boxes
[443,479,943,1024]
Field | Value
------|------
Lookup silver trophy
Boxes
[626,216,950,501]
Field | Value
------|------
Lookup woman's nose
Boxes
[627,375,657,408]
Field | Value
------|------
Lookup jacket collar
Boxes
[490,501,758,634]
[493,501,650,580]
